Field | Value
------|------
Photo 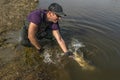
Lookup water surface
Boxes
[39,0,120,80]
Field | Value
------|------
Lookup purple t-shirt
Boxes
[27,9,59,30]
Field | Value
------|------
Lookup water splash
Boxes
[42,38,95,70]
[71,38,96,71]
[42,47,62,64]
[71,38,85,57]
[43,52,55,64]
[71,38,85,50]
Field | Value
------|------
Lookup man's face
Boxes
[47,11,61,23]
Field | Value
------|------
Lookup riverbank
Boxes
[0,0,59,80]
[0,0,38,47]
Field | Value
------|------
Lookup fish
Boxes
[73,51,96,71]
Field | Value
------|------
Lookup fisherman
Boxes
[19,3,73,57]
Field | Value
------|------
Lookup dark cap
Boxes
[48,3,66,17]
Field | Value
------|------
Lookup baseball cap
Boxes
[48,3,66,17]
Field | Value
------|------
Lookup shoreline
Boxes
[0,0,56,80]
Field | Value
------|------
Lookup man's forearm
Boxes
[57,38,68,53]
[52,30,68,53]
[29,36,41,50]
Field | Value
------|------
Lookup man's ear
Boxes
[48,11,51,15]
[49,11,54,17]
[47,11,51,18]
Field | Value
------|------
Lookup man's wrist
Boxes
[37,47,44,54]
[64,51,74,56]
[36,46,42,50]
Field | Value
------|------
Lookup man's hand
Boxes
[64,51,74,58]
[37,48,44,54]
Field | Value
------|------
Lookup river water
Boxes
[38,0,120,80]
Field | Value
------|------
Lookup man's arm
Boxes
[52,30,68,53]
[28,22,41,50]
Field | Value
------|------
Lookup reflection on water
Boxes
[39,0,120,80]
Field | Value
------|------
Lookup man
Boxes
[19,3,73,57]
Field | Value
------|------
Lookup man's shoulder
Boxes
[32,9,47,13]
[28,9,47,18]
[27,9,44,25]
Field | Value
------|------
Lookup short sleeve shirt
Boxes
[27,9,60,30]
